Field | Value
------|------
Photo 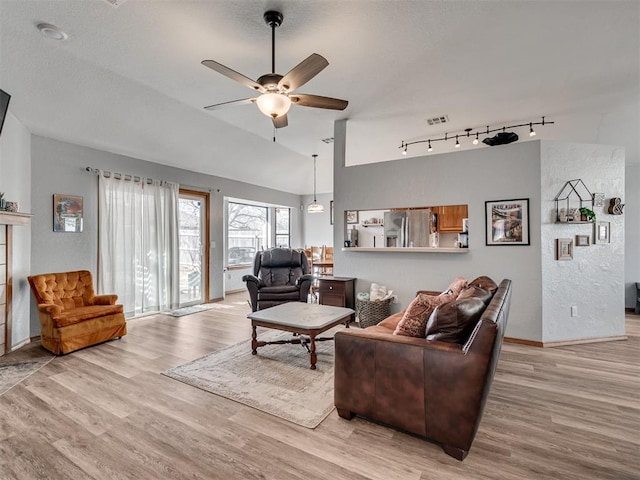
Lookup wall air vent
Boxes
[100,0,128,7]
[426,115,449,126]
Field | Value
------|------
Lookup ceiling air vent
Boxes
[426,115,449,126]
[321,137,334,144]
[100,0,128,7]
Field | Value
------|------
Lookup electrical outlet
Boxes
[571,305,578,317]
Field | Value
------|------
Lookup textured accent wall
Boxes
[540,141,625,342]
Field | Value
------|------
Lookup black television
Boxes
[0,89,11,138]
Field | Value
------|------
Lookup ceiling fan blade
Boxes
[204,98,256,110]
[272,114,288,129]
[201,60,264,92]
[278,54,329,92]
[290,94,348,110]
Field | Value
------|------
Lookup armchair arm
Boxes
[93,294,118,305]
[242,274,262,286]
[242,274,261,312]
[37,303,62,317]
[297,273,314,301]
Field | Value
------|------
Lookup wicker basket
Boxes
[356,297,393,328]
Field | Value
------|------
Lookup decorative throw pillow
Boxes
[425,297,486,344]
[393,292,456,337]
[444,276,468,297]
[457,285,492,305]
[469,276,498,294]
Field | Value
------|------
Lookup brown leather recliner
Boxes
[242,248,314,312]
[334,279,512,461]
[27,270,127,354]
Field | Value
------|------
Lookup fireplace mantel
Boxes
[1,211,31,355]
[0,211,32,226]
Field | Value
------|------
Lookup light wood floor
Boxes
[1,294,638,479]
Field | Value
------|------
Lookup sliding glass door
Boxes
[178,190,209,307]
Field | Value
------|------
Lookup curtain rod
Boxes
[85,167,220,193]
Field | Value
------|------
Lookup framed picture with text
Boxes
[53,194,83,233]
[485,198,530,246]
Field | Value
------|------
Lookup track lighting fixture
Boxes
[398,116,553,155]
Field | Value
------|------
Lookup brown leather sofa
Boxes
[28,270,127,354]
[334,278,512,461]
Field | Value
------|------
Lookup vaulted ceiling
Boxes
[1,1,637,195]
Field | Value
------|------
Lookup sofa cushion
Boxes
[52,304,124,328]
[425,297,486,343]
[376,310,405,331]
[457,285,492,305]
[469,276,498,294]
[393,292,456,338]
[443,276,468,297]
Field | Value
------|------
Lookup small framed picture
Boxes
[346,210,359,224]
[330,200,334,225]
[594,221,610,244]
[53,194,83,233]
[592,193,605,208]
[556,238,573,261]
[575,234,590,247]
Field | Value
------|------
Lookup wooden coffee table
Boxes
[247,302,354,370]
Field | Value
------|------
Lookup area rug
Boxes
[166,304,214,317]
[162,330,336,428]
[0,355,54,396]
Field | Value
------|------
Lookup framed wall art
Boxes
[53,194,83,233]
[556,238,573,260]
[575,234,591,247]
[330,200,334,225]
[594,221,610,244]
[485,198,530,246]
[346,210,359,224]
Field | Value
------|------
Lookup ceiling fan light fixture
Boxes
[256,92,291,118]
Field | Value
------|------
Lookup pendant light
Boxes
[307,154,324,213]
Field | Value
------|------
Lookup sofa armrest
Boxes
[335,328,463,353]
[93,294,118,305]
[37,303,62,317]
[296,273,314,287]
[242,274,262,286]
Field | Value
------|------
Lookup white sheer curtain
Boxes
[98,172,179,317]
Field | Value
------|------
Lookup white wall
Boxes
[0,112,31,346]
[30,135,303,333]
[540,142,625,342]
[301,192,333,248]
[624,163,639,309]
[333,120,543,341]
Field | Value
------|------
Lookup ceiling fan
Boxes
[201,10,348,129]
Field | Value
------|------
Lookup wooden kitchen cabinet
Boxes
[437,205,468,233]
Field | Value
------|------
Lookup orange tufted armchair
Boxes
[27,270,127,354]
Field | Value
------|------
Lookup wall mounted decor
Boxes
[556,238,573,260]
[575,234,590,247]
[553,179,593,223]
[485,198,530,246]
[592,193,605,207]
[594,221,610,244]
[607,197,624,215]
[53,194,83,232]
[346,210,359,224]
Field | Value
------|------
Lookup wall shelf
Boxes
[342,247,468,254]
[361,223,383,227]
[0,211,33,226]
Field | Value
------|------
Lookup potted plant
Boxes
[579,207,596,222]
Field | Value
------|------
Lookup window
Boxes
[275,207,290,247]
[226,201,292,266]
[227,202,267,266]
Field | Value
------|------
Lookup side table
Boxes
[318,276,356,311]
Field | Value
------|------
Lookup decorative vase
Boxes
[0,199,5,210]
